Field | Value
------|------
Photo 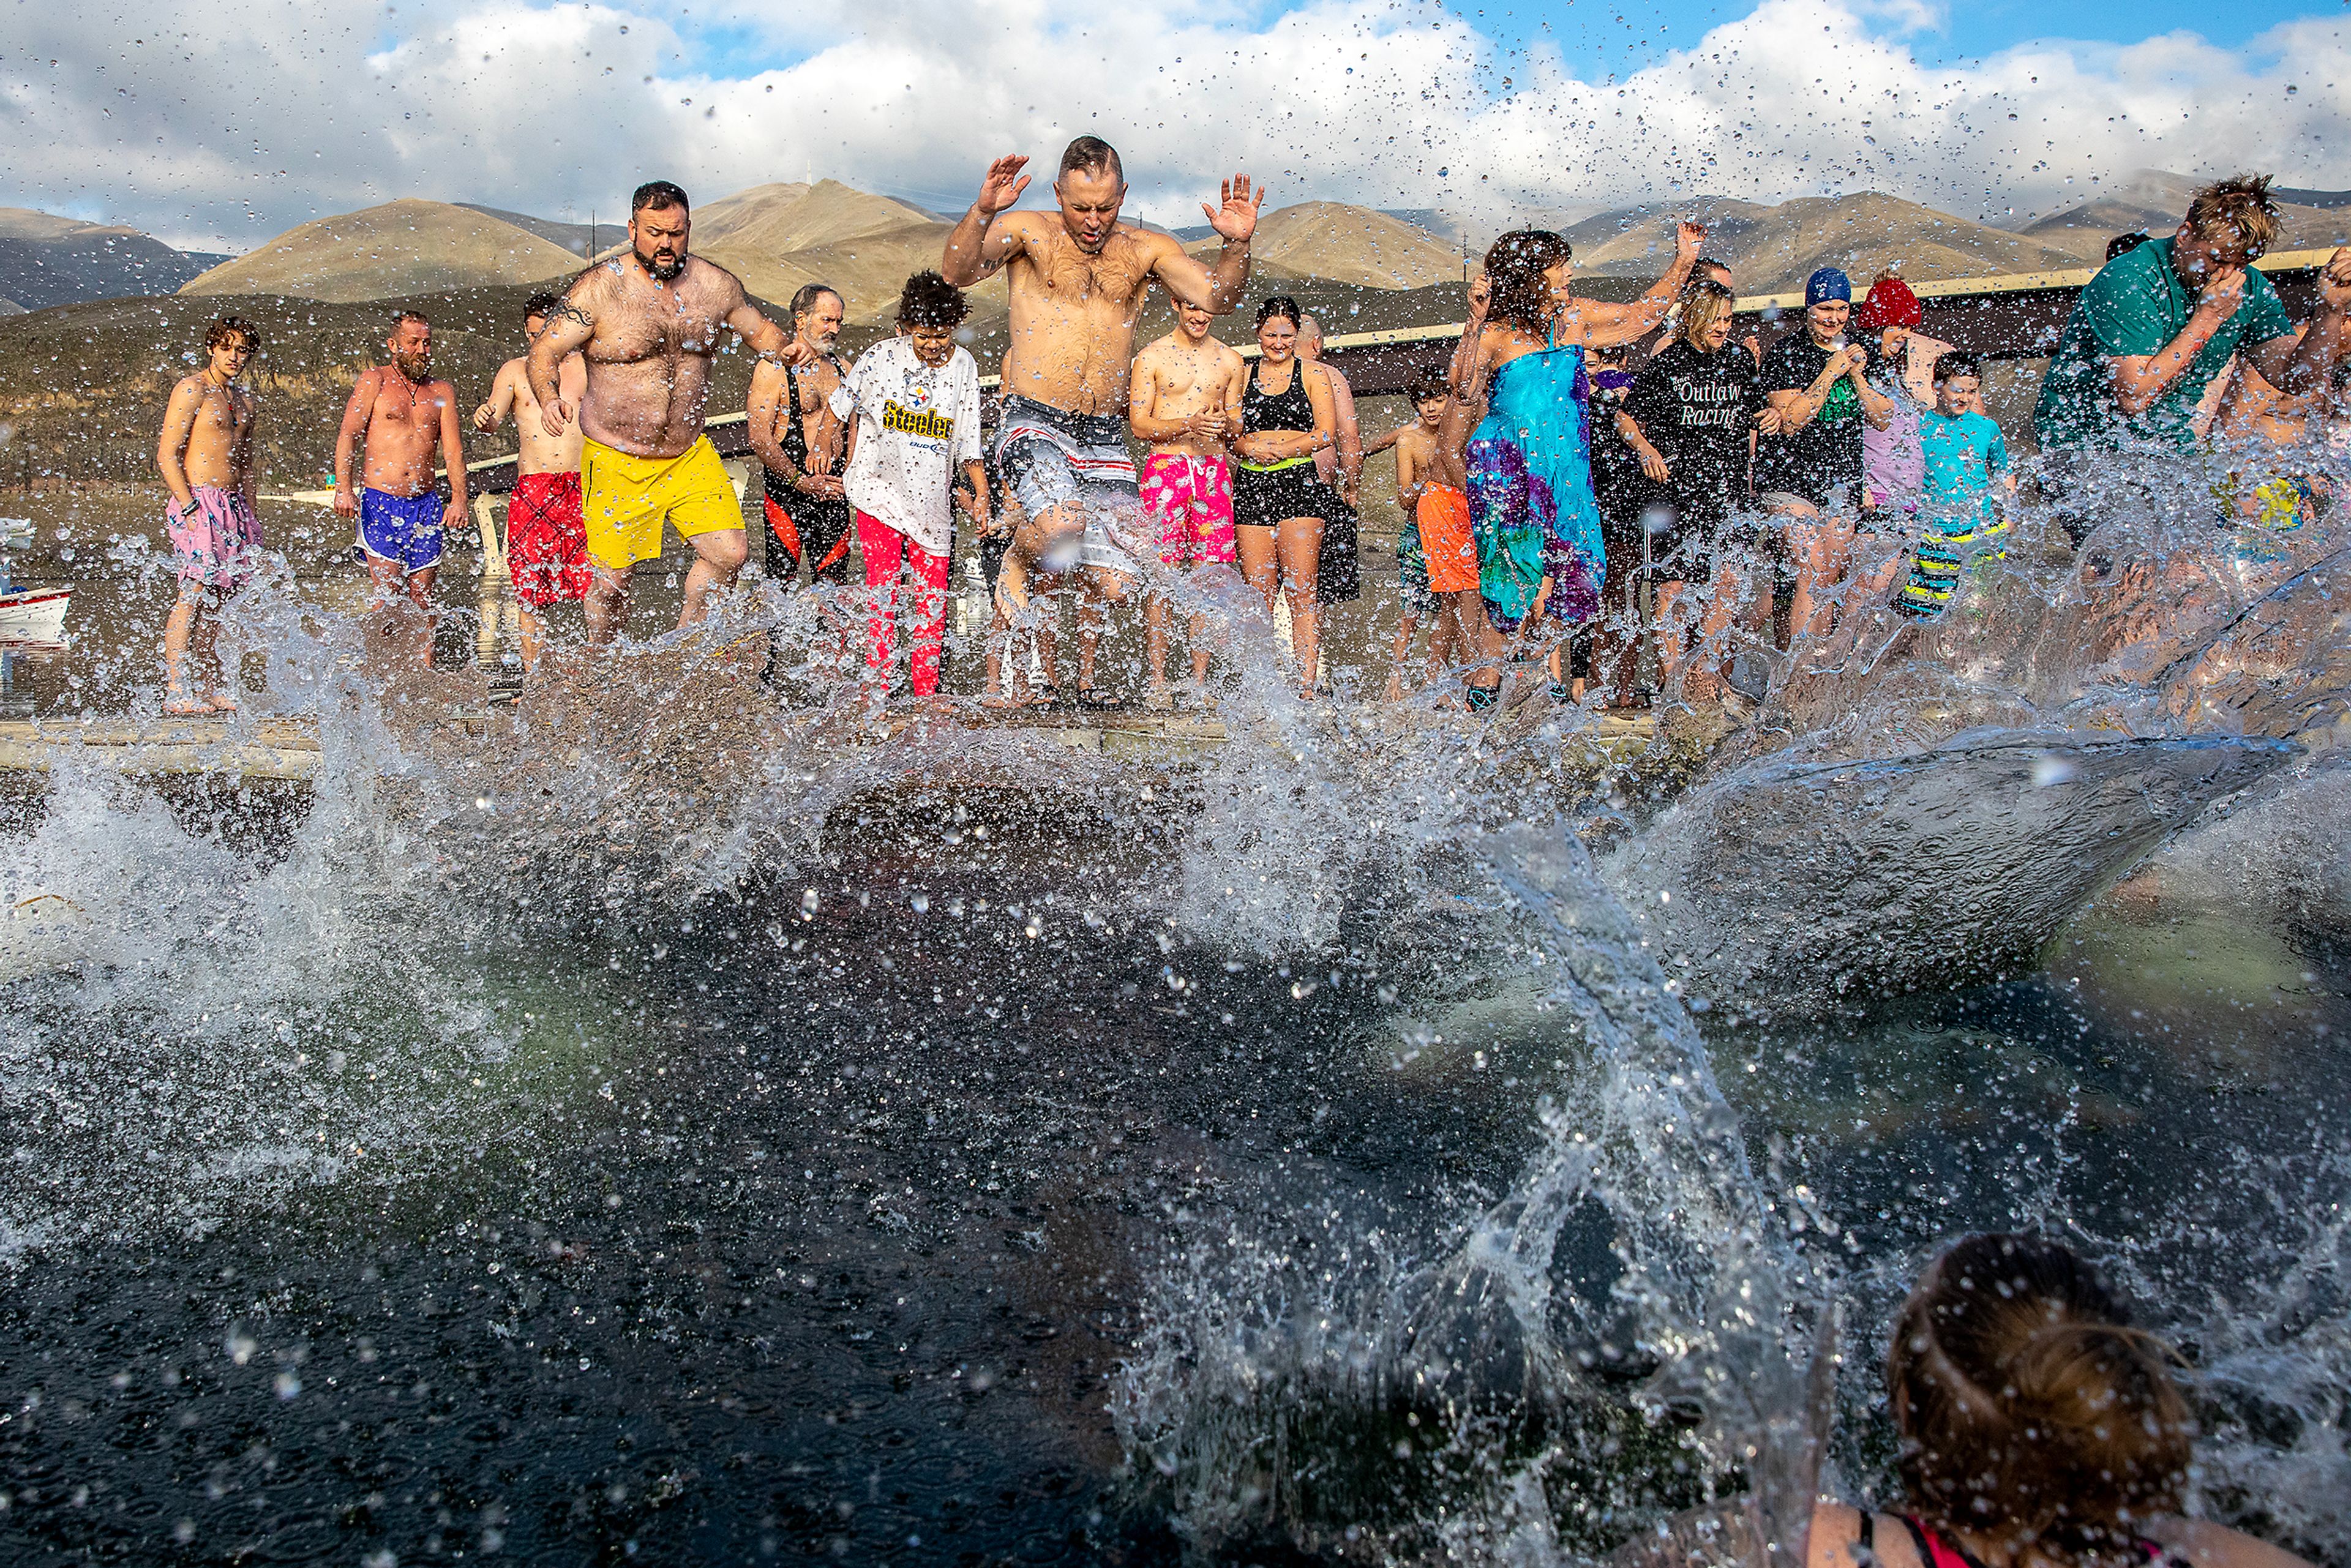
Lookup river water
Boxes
[1,476,2347,1566]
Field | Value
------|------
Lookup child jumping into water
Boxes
[1897,353,2011,620]
[836,272,986,707]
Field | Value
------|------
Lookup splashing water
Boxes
[1,450,2347,1565]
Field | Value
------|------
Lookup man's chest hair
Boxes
[1032,228,1150,304]
[606,269,729,350]
[797,360,844,412]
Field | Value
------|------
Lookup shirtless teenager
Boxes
[154,317,264,713]
[334,310,468,667]
[527,180,811,645]
[1385,380,1475,701]
[473,294,588,670]
[746,284,855,593]
[939,137,1264,632]
[1129,298,1247,707]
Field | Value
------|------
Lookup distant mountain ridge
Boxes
[2016,171,2348,261]
[1576,192,2094,292]
[456,203,602,257]
[13,168,2342,324]
[0,208,227,310]
[673,181,1001,324]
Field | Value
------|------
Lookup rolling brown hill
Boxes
[1573,192,2087,293]
[180,200,583,303]
[1198,203,1465,288]
[692,181,936,257]
[711,222,1010,329]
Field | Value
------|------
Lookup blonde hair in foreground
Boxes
[1678,280,1736,352]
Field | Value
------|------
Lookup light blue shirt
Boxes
[1918,410,2006,528]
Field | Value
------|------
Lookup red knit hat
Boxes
[1855,276,1922,333]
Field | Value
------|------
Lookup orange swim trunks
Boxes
[1417,484,1477,594]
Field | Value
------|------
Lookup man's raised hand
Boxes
[1675,220,1708,258]
[2319,246,2351,315]
[977,156,1032,217]
[2194,266,2248,321]
[1203,176,1265,244]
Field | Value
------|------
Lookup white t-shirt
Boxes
[833,336,981,556]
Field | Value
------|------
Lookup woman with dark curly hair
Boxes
[1439,219,1706,710]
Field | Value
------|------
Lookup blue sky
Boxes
[658,0,2326,77]
[6,0,2344,247]
[1482,0,2311,65]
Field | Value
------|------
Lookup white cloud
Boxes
[1,0,2342,250]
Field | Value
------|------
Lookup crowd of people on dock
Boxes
[151,150,2351,720]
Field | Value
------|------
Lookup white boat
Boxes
[0,585,70,640]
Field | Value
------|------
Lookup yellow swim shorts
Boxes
[580,435,741,570]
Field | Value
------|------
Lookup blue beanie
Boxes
[1805,268,1852,307]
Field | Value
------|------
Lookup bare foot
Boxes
[980,686,1023,710]
[1381,674,1406,703]
[993,550,1031,617]
[204,692,239,713]
[162,693,209,717]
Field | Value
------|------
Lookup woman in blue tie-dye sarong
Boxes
[1440,223,1709,710]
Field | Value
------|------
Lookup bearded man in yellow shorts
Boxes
[528,180,813,643]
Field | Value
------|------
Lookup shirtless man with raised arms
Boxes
[334,310,468,667]
[474,293,588,670]
[527,179,811,644]
[1129,297,1248,705]
[939,137,1263,618]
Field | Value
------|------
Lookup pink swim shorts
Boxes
[165,485,264,593]
[1141,452,1235,568]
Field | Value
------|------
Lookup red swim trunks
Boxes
[507,471,591,609]
[1417,484,1478,594]
[1141,452,1236,568]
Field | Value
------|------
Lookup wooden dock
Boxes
[0,707,1659,782]
[0,716,325,781]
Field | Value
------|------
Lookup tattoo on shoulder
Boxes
[549,298,594,330]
